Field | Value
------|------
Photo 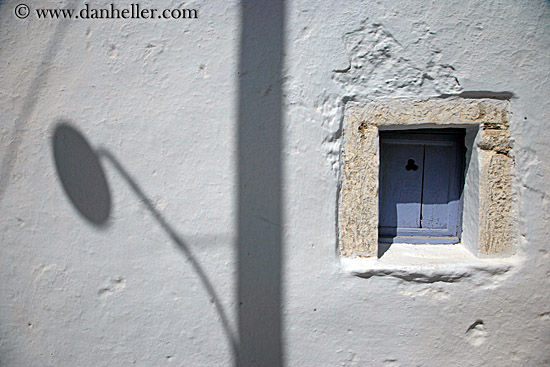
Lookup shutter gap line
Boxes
[419,145,426,228]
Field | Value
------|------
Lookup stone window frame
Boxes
[339,98,514,258]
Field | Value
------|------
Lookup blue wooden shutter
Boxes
[379,129,464,244]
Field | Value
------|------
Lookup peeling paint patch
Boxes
[398,284,450,299]
[333,21,462,97]
[465,320,487,347]
[98,276,126,299]
[383,358,400,367]
[31,264,82,322]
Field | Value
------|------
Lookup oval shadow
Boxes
[52,122,111,225]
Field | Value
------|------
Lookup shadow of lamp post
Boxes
[51,121,239,360]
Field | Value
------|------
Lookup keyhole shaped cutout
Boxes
[405,158,419,171]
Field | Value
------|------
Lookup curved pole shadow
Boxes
[97,149,239,357]
[52,122,238,359]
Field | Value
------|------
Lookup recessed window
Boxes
[339,99,513,258]
[378,129,465,244]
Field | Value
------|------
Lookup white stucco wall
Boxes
[1,0,549,366]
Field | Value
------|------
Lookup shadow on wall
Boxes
[237,1,285,366]
[52,124,111,225]
[51,0,285,365]
[51,122,239,360]
[0,0,80,207]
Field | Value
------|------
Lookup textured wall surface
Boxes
[1,0,549,366]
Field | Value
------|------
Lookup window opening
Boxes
[378,129,465,244]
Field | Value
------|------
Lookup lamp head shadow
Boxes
[52,122,111,226]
